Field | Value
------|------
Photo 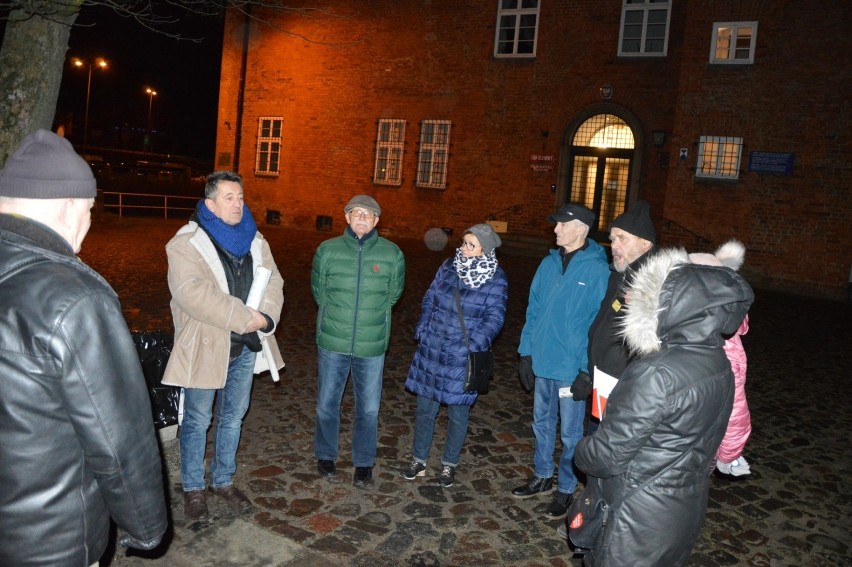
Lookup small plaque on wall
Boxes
[748,151,795,175]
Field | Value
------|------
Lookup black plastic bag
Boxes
[131,331,179,429]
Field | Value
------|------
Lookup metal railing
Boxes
[660,217,711,247]
[99,191,197,218]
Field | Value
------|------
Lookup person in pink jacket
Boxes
[689,240,752,477]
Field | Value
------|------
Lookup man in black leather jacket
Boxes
[0,130,167,566]
[586,200,656,429]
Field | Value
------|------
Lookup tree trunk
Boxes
[0,3,81,167]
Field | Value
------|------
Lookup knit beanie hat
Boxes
[0,129,96,199]
[466,223,502,254]
[344,194,381,216]
[611,200,656,243]
[688,240,745,271]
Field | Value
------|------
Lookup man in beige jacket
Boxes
[163,171,284,524]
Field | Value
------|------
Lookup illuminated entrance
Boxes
[567,114,635,235]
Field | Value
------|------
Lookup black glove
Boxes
[118,531,162,551]
[241,331,262,352]
[572,370,593,401]
[518,355,535,393]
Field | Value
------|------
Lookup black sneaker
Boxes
[317,459,336,478]
[544,490,573,517]
[353,466,373,487]
[402,460,427,481]
[511,476,554,498]
[437,465,456,487]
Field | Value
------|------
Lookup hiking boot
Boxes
[183,490,209,522]
[511,476,554,498]
[209,484,254,514]
[544,490,574,517]
[437,465,456,488]
[402,460,427,481]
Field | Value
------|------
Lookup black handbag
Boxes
[566,476,609,550]
[455,285,493,394]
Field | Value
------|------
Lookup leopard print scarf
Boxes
[453,248,498,289]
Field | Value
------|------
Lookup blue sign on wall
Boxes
[748,151,795,175]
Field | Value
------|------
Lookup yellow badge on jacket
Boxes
[612,298,622,312]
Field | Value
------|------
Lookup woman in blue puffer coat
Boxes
[402,223,508,488]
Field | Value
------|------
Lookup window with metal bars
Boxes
[255,117,282,176]
[372,119,405,186]
[618,0,671,57]
[710,22,758,64]
[494,0,540,58]
[697,136,743,179]
[416,120,451,189]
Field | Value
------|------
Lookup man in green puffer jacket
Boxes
[312,194,405,486]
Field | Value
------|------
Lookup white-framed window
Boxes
[710,22,758,64]
[372,119,406,186]
[416,120,451,189]
[618,0,671,57]
[494,0,540,58]
[255,117,282,176]
[696,135,743,179]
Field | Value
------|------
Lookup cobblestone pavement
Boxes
[79,213,851,567]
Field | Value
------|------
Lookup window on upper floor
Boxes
[618,0,671,57]
[494,0,540,58]
[255,117,282,176]
[416,120,452,189]
[710,22,758,64]
[372,119,406,186]
[696,135,743,180]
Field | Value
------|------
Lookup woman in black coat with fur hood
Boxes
[573,247,753,566]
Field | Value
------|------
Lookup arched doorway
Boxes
[559,105,644,240]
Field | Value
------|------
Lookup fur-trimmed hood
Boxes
[619,247,753,356]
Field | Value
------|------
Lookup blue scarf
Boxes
[195,200,257,258]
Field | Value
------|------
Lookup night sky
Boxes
[56,6,224,160]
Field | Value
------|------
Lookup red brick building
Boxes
[214,1,851,300]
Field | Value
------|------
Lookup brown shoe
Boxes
[209,484,254,514]
[184,490,209,522]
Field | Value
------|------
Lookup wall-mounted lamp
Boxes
[652,130,667,147]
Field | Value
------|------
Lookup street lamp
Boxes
[145,87,158,151]
[72,57,108,155]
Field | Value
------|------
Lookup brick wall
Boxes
[215,1,851,300]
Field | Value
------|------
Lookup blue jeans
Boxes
[180,347,256,492]
[411,395,470,467]
[532,376,586,494]
[314,346,385,467]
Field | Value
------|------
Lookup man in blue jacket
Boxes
[513,203,609,518]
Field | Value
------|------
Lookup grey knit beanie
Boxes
[611,199,656,244]
[466,223,502,254]
[0,129,96,199]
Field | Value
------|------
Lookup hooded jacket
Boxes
[574,248,753,567]
[0,214,167,566]
[405,258,508,406]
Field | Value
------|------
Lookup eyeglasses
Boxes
[349,208,376,219]
[460,239,480,251]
